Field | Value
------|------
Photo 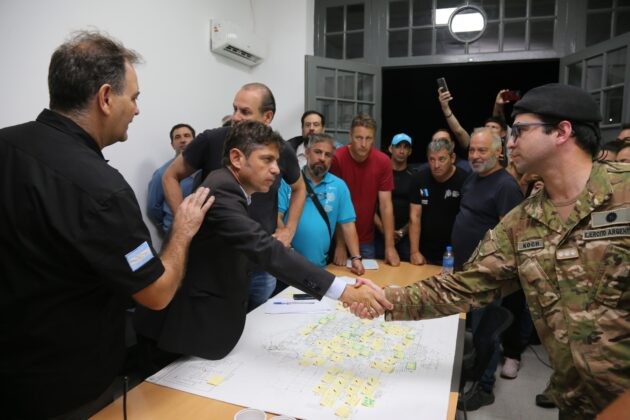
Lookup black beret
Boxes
[511,83,602,123]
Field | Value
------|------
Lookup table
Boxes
[93,262,464,420]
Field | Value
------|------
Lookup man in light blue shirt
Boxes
[278,133,364,274]
[147,123,200,235]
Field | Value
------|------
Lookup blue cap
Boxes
[391,133,412,146]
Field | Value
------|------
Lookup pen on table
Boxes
[273,301,317,305]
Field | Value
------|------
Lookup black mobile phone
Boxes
[437,77,449,92]
[293,293,316,300]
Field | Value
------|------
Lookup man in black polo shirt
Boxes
[162,83,307,310]
[0,31,212,419]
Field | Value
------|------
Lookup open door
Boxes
[305,55,381,147]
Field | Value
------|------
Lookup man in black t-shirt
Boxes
[408,138,467,265]
[161,83,306,311]
[375,133,415,261]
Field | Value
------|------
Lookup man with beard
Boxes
[449,126,524,410]
[452,127,524,270]
[279,133,364,274]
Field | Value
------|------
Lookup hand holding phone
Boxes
[437,77,449,92]
[501,90,521,102]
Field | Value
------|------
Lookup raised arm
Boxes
[162,154,196,215]
[438,87,470,149]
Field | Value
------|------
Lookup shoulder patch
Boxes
[125,241,154,272]
[591,207,630,228]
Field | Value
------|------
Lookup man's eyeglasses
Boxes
[510,122,554,140]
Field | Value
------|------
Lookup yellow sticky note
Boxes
[331,354,343,362]
[313,383,327,395]
[320,394,336,407]
[335,404,352,418]
[322,373,335,383]
[207,375,224,386]
[313,357,325,366]
[327,366,341,375]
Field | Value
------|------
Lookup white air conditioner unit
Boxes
[210,20,266,67]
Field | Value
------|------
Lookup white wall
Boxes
[0,0,314,244]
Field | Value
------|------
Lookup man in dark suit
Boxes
[134,121,391,362]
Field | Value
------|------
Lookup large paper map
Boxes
[148,295,460,419]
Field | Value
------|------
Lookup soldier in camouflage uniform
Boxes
[354,84,629,419]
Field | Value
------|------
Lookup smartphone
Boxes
[436,77,449,92]
[501,90,521,102]
[293,293,316,300]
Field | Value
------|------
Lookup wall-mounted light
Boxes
[448,5,487,43]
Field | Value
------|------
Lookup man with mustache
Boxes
[279,133,364,274]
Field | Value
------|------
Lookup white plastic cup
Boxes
[234,408,266,420]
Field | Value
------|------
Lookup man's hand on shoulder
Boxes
[171,187,214,239]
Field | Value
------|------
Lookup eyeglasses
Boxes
[510,122,554,140]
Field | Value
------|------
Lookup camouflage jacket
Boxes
[385,162,629,418]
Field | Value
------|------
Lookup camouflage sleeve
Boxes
[385,223,521,321]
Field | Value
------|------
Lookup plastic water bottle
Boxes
[442,246,454,275]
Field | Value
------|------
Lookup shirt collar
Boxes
[523,162,612,231]
[36,109,105,160]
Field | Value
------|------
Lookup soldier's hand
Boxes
[172,187,214,238]
[340,278,392,320]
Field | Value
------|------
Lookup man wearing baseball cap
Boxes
[375,133,415,261]
[350,83,630,418]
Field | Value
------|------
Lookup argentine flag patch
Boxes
[125,241,154,272]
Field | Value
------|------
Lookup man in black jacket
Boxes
[134,121,391,361]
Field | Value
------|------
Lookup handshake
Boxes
[339,278,393,320]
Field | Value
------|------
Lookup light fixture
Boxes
[448,5,487,43]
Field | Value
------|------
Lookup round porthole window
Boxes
[448,5,487,43]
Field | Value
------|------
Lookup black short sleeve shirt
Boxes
[0,110,164,417]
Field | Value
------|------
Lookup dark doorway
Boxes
[381,60,560,164]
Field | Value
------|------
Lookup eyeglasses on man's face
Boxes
[510,122,554,140]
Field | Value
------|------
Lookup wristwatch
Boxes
[350,255,362,261]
